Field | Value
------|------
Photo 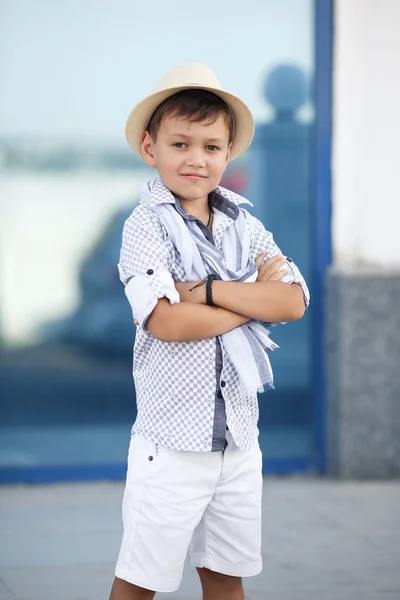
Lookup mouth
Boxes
[181,173,207,181]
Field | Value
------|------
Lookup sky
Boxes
[0,0,313,145]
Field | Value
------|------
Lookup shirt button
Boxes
[148,456,154,461]
[147,269,154,275]
[286,257,293,263]
[221,381,226,388]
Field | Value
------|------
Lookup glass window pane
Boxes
[0,0,315,480]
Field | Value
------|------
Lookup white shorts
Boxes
[115,431,263,593]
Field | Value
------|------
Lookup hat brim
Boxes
[125,85,255,162]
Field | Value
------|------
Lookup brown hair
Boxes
[146,89,235,143]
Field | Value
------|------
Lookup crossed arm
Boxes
[146,255,306,342]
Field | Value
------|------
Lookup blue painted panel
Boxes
[313,0,334,473]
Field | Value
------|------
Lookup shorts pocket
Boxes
[126,433,139,477]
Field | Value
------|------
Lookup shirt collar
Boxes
[144,177,253,222]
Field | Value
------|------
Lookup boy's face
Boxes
[141,114,231,205]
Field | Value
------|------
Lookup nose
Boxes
[185,149,205,168]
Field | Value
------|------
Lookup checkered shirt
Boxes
[118,179,309,452]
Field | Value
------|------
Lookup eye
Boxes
[206,145,220,151]
[172,142,187,148]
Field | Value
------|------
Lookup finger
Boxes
[259,255,285,270]
[255,251,268,268]
[267,254,286,265]
[270,269,288,281]
[258,256,286,277]
[257,254,282,274]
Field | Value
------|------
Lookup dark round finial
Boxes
[263,64,309,114]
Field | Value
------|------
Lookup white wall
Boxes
[333,0,400,267]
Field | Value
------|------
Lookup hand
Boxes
[255,252,287,282]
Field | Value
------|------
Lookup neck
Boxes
[178,195,210,223]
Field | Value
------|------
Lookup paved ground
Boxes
[0,478,399,600]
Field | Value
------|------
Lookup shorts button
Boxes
[221,381,226,388]
[148,456,154,461]
[147,269,154,275]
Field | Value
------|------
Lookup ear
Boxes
[141,131,157,167]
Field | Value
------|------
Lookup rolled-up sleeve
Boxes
[118,206,180,328]
[245,211,310,310]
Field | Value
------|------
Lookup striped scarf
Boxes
[140,178,277,395]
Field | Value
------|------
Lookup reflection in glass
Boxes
[0,2,315,480]
[248,64,313,462]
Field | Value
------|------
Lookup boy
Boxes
[110,63,309,600]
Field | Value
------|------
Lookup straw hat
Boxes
[125,63,255,161]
